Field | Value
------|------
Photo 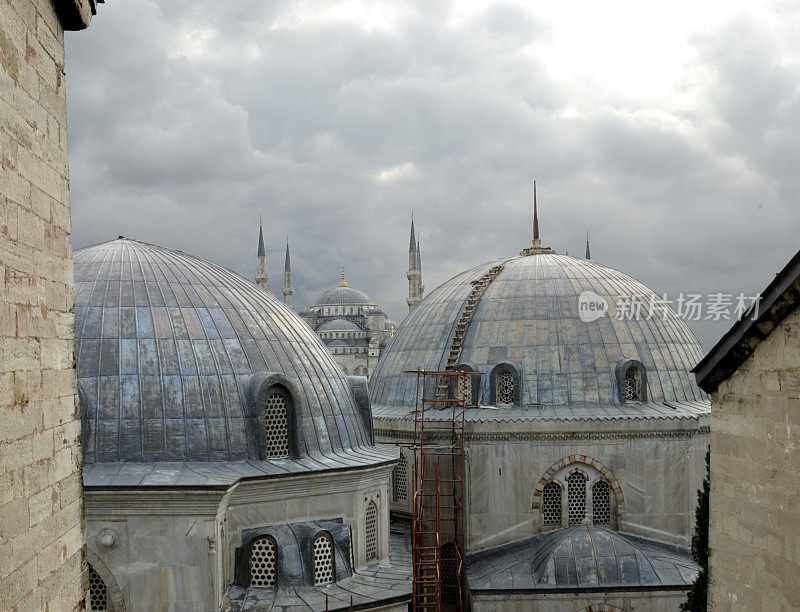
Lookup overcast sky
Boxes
[66,1,800,351]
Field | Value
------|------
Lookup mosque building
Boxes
[75,238,411,611]
[255,216,421,378]
[369,190,711,610]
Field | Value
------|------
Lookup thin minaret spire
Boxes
[407,212,423,311]
[585,230,591,260]
[282,236,293,307]
[255,215,268,289]
[532,181,541,248]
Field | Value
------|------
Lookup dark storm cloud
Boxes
[66,2,800,350]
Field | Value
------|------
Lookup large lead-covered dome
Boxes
[369,253,706,412]
[75,239,382,468]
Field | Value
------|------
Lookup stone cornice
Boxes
[54,0,99,30]
[375,427,710,444]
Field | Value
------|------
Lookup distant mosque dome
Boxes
[317,318,363,332]
[314,285,372,306]
[370,252,706,412]
[74,238,379,467]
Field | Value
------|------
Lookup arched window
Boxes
[441,541,459,592]
[592,480,612,525]
[365,500,378,562]
[88,563,108,611]
[264,392,290,458]
[624,365,642,401]
[496,370,515,405]
[567,471,588,525]
[249,536,278,587]
[393,455,408,501]
[542,481,562,526]
[313,533,335,585]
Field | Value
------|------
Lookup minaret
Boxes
[585,230,591,260]
[406,213,423,311]
[282,236,293,307]
[255,216,268,289]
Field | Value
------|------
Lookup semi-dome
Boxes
[314,285,372,306]
[467,525,698,591]
[75,239,388,473]
[317,318,363,332]
[369,252,706,413]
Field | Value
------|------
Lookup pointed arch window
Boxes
[567,471,588,525]
[542,481,562,526]
[624,366,642,401]
[393,455,408,501]
[592,480,612,525]
[365,500,378,562]
[497,370,514,404]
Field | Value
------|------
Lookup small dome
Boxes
[74,239,379,467]
[370,253,706,411]
[467,526,698,590]
[315,286,372,306]
[317,318,363,332]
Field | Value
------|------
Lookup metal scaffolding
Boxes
[408,369,467,611]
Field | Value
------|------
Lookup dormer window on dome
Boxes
[489,363,520,406]
[249,536,278,587]
[616,359,647,403]
[264,390,290,458]
[313,533,335,585]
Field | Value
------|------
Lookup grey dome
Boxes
[315,286,372,305]
[370,253,706,411]
[467,526,697,591]
[75,239,380,466]
[317,318,362,332]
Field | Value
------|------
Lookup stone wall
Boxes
[0,0,85,609]
[709,306,800,610]
[470,590,688,611]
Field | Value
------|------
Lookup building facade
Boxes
[694,248,800,611]
[0,1,102,609]
[75,238,410,611]
[299,271,394,378]
[370,218,709,610]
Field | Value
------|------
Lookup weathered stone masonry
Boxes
[1,0,99,609]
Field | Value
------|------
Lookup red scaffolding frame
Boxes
[407,369,467,611]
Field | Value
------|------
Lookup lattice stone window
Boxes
[457,373,472,405]
[313,534,335,585]
[264,392,290,458]
[624,366,642,401]
[542,481,562,526]
[567,471,588,525]
[250,536,277,587]
[592,480,612,525]
[88,563,108,611]
[365,500,378,562]
[393,455,408,501]
[496,370,515,404]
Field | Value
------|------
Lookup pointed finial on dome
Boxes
[585,230,591,260]
[532,180,541,248]
[339,267,348,287]
[390,324,395,338]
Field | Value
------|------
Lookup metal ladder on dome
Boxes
[433,263,507,403]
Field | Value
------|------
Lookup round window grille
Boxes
[313,534,335,585]
[88,563,108,611]
[393,455,408,501]
[567,471,588,525]
[624,366,641,401]
[497,370,514,405]
[542,481,562,526]
[264,392,290,458]
[365,500,378,562]
[592,480,612,525]
[250,536,277,587]
[457,374,472,405]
